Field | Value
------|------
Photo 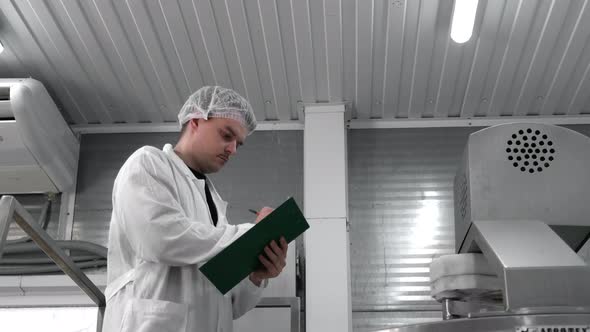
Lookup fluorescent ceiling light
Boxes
[450,0,478,43]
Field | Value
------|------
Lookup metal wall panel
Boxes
[353,311,441,332]
[74,131,303,247]
[2,194,60,241]
[348,125,590,329]
[73,130,303,305]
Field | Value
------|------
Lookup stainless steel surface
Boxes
[353,311,442,332]
[462,220,588,268]
[403,123,590,330]
[256,297,301,332]
[442,299,455,321]
[468,306,590,318]
[0,196,105,308]
[443,299,504,319]
[1,1,590,125]
[461,219,590,310]
[455,124,590,251]
[350,125,590,329]
[374,313,590,332]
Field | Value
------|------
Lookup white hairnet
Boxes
[178,86,257,134]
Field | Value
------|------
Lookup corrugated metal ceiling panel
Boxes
[0,0,589,126]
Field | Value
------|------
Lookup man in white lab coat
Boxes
[102,86,288,332]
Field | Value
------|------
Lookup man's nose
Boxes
[226,140,237,154]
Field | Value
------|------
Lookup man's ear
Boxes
[189,118,200,131]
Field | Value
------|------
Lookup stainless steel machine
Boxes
[378,123,590,332]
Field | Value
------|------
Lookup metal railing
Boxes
[0,195,106,331]
[1,195,303,332]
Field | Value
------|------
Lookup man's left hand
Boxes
[249,237,288,286]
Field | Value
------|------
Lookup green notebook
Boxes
[199,197,310,295]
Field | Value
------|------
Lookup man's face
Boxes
[189,117,248,173]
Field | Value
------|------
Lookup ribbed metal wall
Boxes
[348,125,590,331]
[348,127,473,331]
[72,125,590,331]
[2,194,61,241]
[353,312,442,332]
[74,131,303,247]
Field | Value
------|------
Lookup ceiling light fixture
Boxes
[450,0,479,43]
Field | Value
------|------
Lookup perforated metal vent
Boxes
[506,128,556,173]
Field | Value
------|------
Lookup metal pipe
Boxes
[0,259,106,274]
[442,299,458,320]
[2,240,107,258]
[0,254,101,265]
[0,196,106,307]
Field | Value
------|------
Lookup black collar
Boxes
[189,167,206,180]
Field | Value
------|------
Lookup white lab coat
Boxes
[102,144,265,332]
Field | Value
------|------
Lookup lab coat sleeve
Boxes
[231,277,267,319]
[114,150,253,266]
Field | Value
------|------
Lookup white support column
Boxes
[303,103,352,332]
[58,137,80,241]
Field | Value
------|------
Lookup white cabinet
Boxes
[234,307,292,332]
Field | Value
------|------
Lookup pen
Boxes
[248,209,259,215]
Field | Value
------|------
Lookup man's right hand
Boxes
[255,206,274,223]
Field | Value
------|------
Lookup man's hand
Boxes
[249,237,288,286]
[254,206,274,223]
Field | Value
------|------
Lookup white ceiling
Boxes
[0,0,589,129]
